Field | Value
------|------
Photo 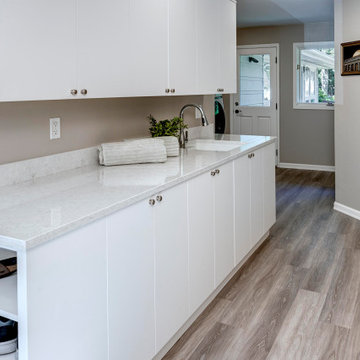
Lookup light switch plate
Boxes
[50,117,61,140]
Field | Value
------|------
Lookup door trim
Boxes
[230,43,280,163]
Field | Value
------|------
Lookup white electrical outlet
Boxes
[50,117,61,140]
[195,108,201,119]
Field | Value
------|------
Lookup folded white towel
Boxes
[156,136,179,157]
[99,138,167,166]
[124,136,179,157]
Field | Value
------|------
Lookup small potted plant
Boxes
[148,115,187,156]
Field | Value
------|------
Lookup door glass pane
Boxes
[239,54,270,107]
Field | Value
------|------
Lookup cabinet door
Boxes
[0,0,76,101]
[234,156,252,265]
[107,201,155,360]
[169,0,197,95]
[155,183,189,352]
[77,0,168,98]
[196,0,219,94]
[188,172,215,314]
[25,219,108,360]
[214,162,235,287]
[263,143,276,232]
[251,148,265,245]
[218,0,237,93]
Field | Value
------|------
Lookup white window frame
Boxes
[293,41,335,111]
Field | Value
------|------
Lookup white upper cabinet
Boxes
[0,0,76,101]
[196,0,237,95]
[0,0,236,101]
[168,0,197,95]
[196,0,219,94]
[218,0,237,93]
[77,0,168,98]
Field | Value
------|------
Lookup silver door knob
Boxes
[149,199,156,206]
[156,195,163,202]
[211,171,216,176]
[70,89,78,95]
[171,89,175,93]
[81,89,88,95]
[215,169,220,174]
[165,89,170,93]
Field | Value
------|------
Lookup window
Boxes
[239,54,271,107]
[293,42,335,110]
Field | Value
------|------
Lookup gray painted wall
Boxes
[0,95,214,165]
[237,24,335,166]
[334,0,360,211]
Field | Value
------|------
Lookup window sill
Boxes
[293,103,334,111]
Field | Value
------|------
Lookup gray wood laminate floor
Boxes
[163,168,360,360]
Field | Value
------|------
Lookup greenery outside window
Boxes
[293,41,335,110]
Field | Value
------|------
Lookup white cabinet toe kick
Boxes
[0,142,276,360]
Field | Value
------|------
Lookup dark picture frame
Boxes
[341,40,360,76]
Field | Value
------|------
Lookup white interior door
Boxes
[232,46,279,159]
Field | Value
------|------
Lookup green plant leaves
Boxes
[148,114,188,138]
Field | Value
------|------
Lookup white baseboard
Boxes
[278,162,335,172]
[334,202,360,221]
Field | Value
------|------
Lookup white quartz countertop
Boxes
[0,135,276,251]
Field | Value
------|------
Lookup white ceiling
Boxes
[237,0,334,28]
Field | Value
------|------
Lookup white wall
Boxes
[334,0,360,211]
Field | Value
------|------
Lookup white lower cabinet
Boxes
[214,162,235,287]
[234,143,276,266]
[188,172,215,314]
[154,183,189,352]
[107,201,156,360]
[263,143,276,231]
[251,148,265,246]
[25,219,108,360]
[9,143,276,360]
[234,155,252,265]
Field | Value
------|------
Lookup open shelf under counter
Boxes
[0,352,18,359]
[0,275,17,322]
[0,249,17,322]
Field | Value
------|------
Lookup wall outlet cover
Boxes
[50,118,61,140]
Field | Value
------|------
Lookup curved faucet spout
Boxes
[179,104,209,148]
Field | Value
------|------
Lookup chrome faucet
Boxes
[179,104,209,148]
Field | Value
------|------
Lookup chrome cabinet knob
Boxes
[81,89,88,95]
[248,154,252,159]
[211,171,216,176]
[156,195,163,202]
[165,89,170,93]
[215,169,220,174]
[252,153,255,158]
[70,89,78,96]
[171,89,175,93]
[149,199,156,206]
[217,88,224,92]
